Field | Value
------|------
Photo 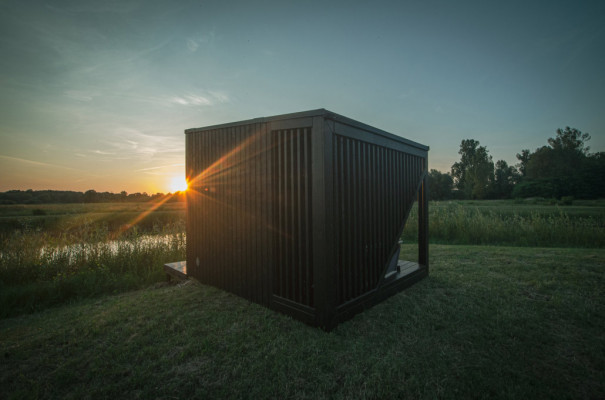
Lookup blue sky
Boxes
[1,0,603,193]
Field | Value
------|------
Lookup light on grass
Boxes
[169,175,188,193]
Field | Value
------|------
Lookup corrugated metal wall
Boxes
[185,110,428,329]
[333,134,425,305]
[271,127,315,308]
[186,123,273,306]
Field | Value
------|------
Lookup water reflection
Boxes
[35,233,186,263]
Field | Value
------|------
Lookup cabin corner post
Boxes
[311,116,337,329]
[418,158,429,270]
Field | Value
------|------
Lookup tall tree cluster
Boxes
[451,139,495,199]
[430,126,603,200]
[514,127,604,199]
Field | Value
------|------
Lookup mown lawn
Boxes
[1,245,603,399]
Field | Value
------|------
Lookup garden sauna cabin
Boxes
[185,109,428,330]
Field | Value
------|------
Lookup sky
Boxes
[1,0,603,194]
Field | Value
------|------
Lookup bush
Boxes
[512,179,555,198]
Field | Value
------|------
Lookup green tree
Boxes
[83,189,98,203]
[516,149,531,177]
[492,160,518,198]
[451,139,494,199]
[521,127,594,198]
[428,169,453,200]
[548,127,590,155]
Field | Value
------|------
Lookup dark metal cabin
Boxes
[185,109,428,330]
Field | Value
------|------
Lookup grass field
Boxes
[1,245,603,399]
[0,200,604,398]
[0,202,185,236]
[402,199,604,248]
[1,200,604,318]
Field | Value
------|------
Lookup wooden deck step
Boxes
[164,261,187,282]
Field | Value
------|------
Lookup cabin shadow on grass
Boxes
[1,245,603,399]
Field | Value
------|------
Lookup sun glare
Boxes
[169,175,188,193]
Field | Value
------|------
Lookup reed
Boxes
[1,200,603,318]
[0,222,185,318]
[402,202,604,248]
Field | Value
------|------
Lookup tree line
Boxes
[0,189,186,205]
[2,126,601,204]
[429,127,605,200]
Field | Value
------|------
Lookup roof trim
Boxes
[185,109,429,151]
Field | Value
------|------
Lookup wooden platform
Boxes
[384,260,420,282]
[164,261,187,281]
[398,260,420,276]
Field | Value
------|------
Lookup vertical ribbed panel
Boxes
[186,109,429,330]
[271,127,314,308]
[186,125,273,306]
[333,134,425,305]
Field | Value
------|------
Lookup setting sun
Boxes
[169,175,188,193]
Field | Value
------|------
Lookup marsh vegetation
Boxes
[1,200,603,318]
[0,200,604,398]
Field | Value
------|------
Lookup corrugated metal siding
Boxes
[271,127,314,308]
[186,124,273,306]
[185,109,428,329]
[333,134,425,305]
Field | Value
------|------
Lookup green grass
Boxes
[0,202,185,235]
[0,228,185,318]
[1,245,603,399]
[402,200,605,248]
[435,199,605,219]
[0,202,187,317]
[1,199,604,319]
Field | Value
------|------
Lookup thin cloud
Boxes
[186,31,216,53]
[170,95,212,106]
[136,163,184,172]
[92,150,115,155]
[99,128,184,161]
[186,38,200,52]
[64,90,94,101]
[0,155,77,171]
[169,91,229,106]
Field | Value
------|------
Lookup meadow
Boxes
[1,199,604,318]
[0,202,186,318]
[0,199,604,398]
[1,245,603,399]
[403,199,605,248]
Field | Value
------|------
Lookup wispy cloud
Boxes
[186,38,200,52]
[169,91,229,106]
[136,163,184,173]
[0,155,78,171]
[92,150,115,155]
[64,90,94,102]
[96,128,184,161]
[186,30,216,53]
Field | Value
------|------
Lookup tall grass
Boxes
[0,221,185,318]
[402,202,604,247]
[2,200,603,318]
[0,210,185,236]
